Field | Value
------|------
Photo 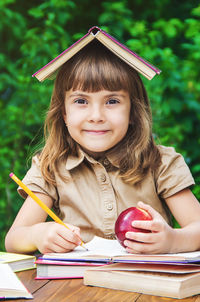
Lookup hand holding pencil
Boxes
[9,173,88,251]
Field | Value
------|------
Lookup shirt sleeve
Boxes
[17,155,58,203]
[155,146,195,199]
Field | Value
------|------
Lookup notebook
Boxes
[39,236,200,264]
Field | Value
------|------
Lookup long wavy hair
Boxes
[39,40,161,185]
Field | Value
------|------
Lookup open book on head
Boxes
[32,26,161,82]
[40,236,200,264]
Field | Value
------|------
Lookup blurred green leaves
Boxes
[1,0,200,251]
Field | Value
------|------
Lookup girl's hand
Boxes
[32,221,82,254]
[124,201,176,254]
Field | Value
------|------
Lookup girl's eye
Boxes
[107,99,119,105]
[74,98,87,104]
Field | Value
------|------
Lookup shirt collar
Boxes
[65,147,119,170]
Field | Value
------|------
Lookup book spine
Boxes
[88,26,101,36]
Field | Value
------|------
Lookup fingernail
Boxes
[123,240,128,246]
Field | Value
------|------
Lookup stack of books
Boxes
[84,261,200,299]
[37,236,200,299]
[35,235,126,279]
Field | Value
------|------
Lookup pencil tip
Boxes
[83,246,88,251]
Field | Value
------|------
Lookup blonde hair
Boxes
[39,40,161,185]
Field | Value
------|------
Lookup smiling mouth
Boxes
[83,130,109,135]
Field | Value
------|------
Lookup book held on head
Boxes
[32,26,161,82]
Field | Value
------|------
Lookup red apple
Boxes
[115,207,152,247]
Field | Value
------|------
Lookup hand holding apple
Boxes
[115,206,152,248]
[115,201,177,254]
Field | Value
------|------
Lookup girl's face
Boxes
[63,89,131,158]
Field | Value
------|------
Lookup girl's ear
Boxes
[62,108,68,126]
[63,114,67,126]
[62,106,67,125]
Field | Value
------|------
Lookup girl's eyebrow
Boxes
[69,92,88,97]
[104,93,127,98]
[68,91,127,98]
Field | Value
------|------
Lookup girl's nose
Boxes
[88,105,105,123]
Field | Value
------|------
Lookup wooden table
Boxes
[6,269,200,302]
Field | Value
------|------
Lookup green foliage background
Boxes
[1,0,200,251]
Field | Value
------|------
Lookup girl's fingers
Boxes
[124,235,165,254]
[46,241,76,253]
[55,233,79,250]
[43,231,80,253]
[124,240,152,254]
[137,201,162,219]
[131,219,163,232]
[42,223,82,253]
[58,226,82,246]
[65,224,81,241]
[125,231,156,244]
[66,223,80,234]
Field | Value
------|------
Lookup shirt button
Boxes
[100,173,106,182]
[103,159,110,166]
[107,203,113,211]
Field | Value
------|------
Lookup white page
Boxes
[85,236,127,256]
[44,236,128,259]
[0,264,29,292]
[43,236,200,260]
[85,238,200,258]
[167,251,200,258]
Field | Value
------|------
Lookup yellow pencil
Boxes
[9,173,88,250]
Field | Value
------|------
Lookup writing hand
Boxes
[32,221,82,254]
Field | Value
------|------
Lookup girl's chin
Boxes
[81,148,107,158]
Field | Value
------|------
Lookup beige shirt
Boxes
[18,145,195,242]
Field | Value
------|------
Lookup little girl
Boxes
[5,39,200,255]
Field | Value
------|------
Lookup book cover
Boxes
[32,26,161,82]
[0,251,36,272]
